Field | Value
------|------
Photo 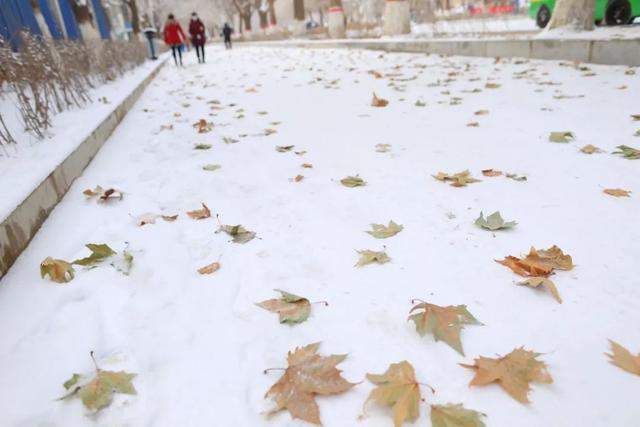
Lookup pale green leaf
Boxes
[366,221,403,238]
[72,244,116,266]
[202,164,221,171]
[217,224,256,244]
[431,403,486,427]
[548,131,575,143]
[475,211,516,231]
[356,250,390,267]
[341,175,366,187]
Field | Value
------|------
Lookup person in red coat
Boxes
[188,12,207,64]
[163,14,187,66]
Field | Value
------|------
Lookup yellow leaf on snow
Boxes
[372,92,389,107]
[197,261,220,275]
[430,403,486,427]
[518,277,562,303]
[461,347,552,403]
[40,257,75,283]
[265,343,355,425]
[496,245,573,277]
[363,361,421,427]
[604,188,631,197]
[606,340,640,376]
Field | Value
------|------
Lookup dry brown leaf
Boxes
[433,170,480,187]
[485,82,501,89]
[193,118,213,133]
[40,257,75,283]
[372,93,389,107]
[606,340,640,376]
[604,188,631,197]
[580,144,603,154]
[162,214,179,222]
[186,203,211,220]
[294,174,304,182]
[496,245,573,277]
[265,343,355,424]
[368,70,383,79]
[482,169,502,177]
[301,163,313,168]
[466,122,479,127]
[474,109,490,115]
[83,186,123,202]
[197,261,220,275]
[461,347,552,403]
[363,361,421,427]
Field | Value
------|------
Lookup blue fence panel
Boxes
[57,0,81,40]
[0,1,24,47]
[15,0,43,36]
[90,0,109,39]
[38,0,63,39]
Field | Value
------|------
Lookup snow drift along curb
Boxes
[0,60,166,280]
[246,38,640,67]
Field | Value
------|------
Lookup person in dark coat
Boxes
[221,23,233,49]
[188,12,206,63]
[163,14,187,66]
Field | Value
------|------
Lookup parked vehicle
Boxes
[530,0,640,28]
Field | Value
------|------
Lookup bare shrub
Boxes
[0,33,148,147]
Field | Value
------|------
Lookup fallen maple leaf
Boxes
[135,213,158,226]
[83,186,123,202]
[294,174,304,182]
[475,211,516,231]
[606,340,640,376]
[40,257,75,283]
[496,245,573,277]
[341,175,366,187]
[368,70,383,79]
[549,131,575,143]
[217,224,256,243]
[301,163,313,168]
[295,150,307,156]
[430,403,486,427]
[612,145,640,159]
[461,347,552,403]
[604,188,631,197]
[366,221,403,239]
[481,169,502,177]
[372,93,389,107]
[187,203,211,220]
[484,82,500,89]
[409,301,481,355]
[222,137,238,144]
[632,114,640,121]
[363,361,421,427]
[375,143,391,153]
[415,100,426,107]
[194,143,212,150]
[73,243,116,266]
[193,119,213,133]
[257,289,311,324]
[356,249,390,267]
[518,277,562,303]
[466,122,479,127]
[202,164,221,171]
[59,352,136,412]
[474,109,489,115]
[197,261,220,275]
[433,170,480,187]
[161,214,178,222]
[580,144,603,154]
[265,343,355,424]
[505,172,527,181]
[276,145,294,152]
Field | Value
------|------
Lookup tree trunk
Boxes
[243,12,253,31]
[125,0,141,35]
[294,0,305,21]
[268,0,277,25]
[547,0,595,30]
[411,0,436,23]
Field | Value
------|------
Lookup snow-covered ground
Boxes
[0,57,165,224]
[1,46,639,426]
[410,16,538,38]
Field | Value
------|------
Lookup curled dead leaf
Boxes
[40,257,75,283]
[604,188,631,197]
[372,93,389,107]
[187,203,211,220]
[197,261,220,275]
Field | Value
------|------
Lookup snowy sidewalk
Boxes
[0,46,639,426]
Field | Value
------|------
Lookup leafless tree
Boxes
[123,0,142,34]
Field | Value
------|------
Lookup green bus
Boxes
[530,0,640,28]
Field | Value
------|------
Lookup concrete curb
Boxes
[246,38,640,66]
[0,60,166,279]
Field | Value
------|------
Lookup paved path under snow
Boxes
[1,46,639,426]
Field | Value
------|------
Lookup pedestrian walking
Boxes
[221,23,233,49]
[142,25,158,60]
[163,14,187,66]
[189,12,206,63]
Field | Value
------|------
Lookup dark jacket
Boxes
[222,24,233,38]
[189,18,206,46]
